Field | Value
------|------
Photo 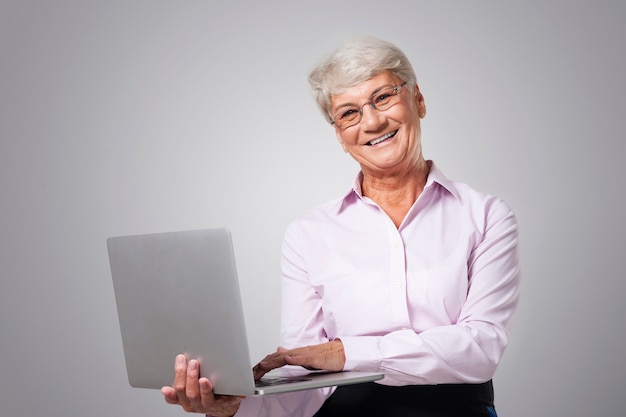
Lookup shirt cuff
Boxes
[340,335,380,371]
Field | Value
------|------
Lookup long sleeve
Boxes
[340,197,520,384]
[279,163,521,386]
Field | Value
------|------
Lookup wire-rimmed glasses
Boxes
[330,82,407,129]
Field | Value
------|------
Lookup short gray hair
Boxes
[308,36,417,123]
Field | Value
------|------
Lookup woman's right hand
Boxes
[253,340,346,380]
[161,354,245,417]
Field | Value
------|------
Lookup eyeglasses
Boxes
[330,82,407,129]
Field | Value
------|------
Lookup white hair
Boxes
[308,36,418,123]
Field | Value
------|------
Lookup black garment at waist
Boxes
[313,380,496,417]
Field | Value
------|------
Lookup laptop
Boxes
[107,227,383,396]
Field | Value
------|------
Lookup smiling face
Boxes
[330,71,426,179]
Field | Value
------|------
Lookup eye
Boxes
[339,108,359,120]
[374,91,393,105]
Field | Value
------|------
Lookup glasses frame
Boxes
[330,82,408,129]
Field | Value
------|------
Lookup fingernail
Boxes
[176,355,185,366]
[189,360,198,370]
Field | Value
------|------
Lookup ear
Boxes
[413,83,426,118]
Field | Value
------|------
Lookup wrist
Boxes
[205,413,236,417]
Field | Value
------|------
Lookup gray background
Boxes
[1,1,624,416]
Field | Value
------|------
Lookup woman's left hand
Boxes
[161,355,245,416]
[253,339,346,379]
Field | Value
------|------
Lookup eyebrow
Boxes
[332,84,396,112]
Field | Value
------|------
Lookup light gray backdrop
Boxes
[1,1,624,416]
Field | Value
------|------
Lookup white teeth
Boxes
[368,130,396,146]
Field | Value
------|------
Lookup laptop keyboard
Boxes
[255,375,312,387]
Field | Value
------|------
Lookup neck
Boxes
[361,159,430,205]
[361,159,430,229]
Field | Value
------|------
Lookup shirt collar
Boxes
[336,160,460,213]
[424,161,460,201]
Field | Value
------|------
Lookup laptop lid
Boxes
[107,228,383,396]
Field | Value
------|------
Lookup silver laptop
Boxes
[107,227,383,396]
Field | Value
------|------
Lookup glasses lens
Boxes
[334,108,360,128]
[372,86,401,111]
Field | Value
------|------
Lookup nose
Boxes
[359,103,385,128]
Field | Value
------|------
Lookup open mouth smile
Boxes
[367,130,397,146]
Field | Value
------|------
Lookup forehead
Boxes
[330,71,401,111]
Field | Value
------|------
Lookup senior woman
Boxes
[162,36,520,417]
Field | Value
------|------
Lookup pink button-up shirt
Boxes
[237,161,520,417]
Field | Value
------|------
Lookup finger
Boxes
[199,379,245,414]
[161,386,179,405]
[253,359,278,379]
[186,359,201,407]
[252,362,269,380]
[173,354,190,408]
[253,355,276,372]
[252,353,289,379]
[199,377,216,410]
